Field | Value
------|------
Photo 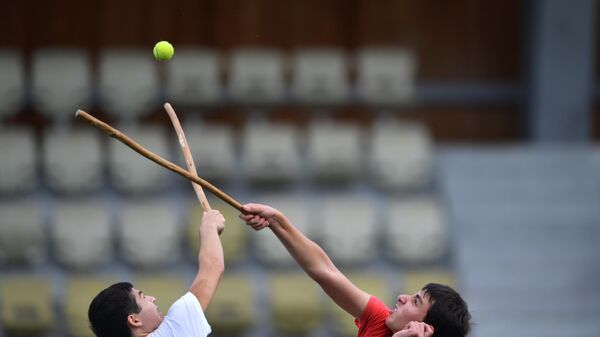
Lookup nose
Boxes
[148,296,156,303]
[397,294,408,305]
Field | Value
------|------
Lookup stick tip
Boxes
[164,102,171,109]
[75,109,83,117]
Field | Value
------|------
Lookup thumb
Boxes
[242,203,262,214]
[392,331,410,337]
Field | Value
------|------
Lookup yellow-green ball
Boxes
[153,41,174,61]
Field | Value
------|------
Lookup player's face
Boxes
[132,288,163,332]
[385,290,431,332]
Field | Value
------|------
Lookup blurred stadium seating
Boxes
[42,127,103,193]
[0,277,54,335]
[98,48,159,120]
[31,48,93,121]
[0,127,37,193]
[1,2,599,336]
[165,48,221,107]
[0,49,25,119]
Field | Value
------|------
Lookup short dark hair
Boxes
[88,282,141,337]
[422,283,471,337]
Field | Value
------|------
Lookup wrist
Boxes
[200,221,218,232]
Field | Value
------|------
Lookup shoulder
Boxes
[355,296,393,337]
[357,296,391,325]
[150,292,212,337]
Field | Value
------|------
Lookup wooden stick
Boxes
[164,102,211,211]
[75,109,243,212]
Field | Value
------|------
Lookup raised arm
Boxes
[240,203,370,318]
[190,210,225,311]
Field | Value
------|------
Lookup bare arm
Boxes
[240,203,370,318]
[190,210,225,311]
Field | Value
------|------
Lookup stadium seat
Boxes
[0,48,25,118]
[0,199,45,266]
[240,121,301,183]
[271,272,322,335]
[400,269,457,295]
[205,274,254,335]
[134,274,187,315]
[0,126,36,193]
[175,122,235,181]
[252,194,311,266]
[319,196,378,265]
[0,276,54,335]
[51,199,112,269]
[228,48,285,105]
[369,120,433,190]
[306,120,363,182]
[290,48,349,105]
[187,198,247,265]
[355,47,417,105]
[384,197,448,264]
[165,48,221,106]
[31,48,92,120]
[108,125,169,193]
[329,272,388,337]
[118,199,180,268]
[65,276,116,337]
[42,127,103,193]
[98,48,159,119]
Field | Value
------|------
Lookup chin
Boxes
[384,317,393,329]
[385,317,403,332]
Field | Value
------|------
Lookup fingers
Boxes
[239,203,280,231]
[238,212,270,231]
[200,210,226,234]
[394,322,434,337]
[202,210,225,222]
[248,215,270,230]
[241,203,263,214]
[424,323,434,336]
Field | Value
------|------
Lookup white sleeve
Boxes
[149,292,212,337]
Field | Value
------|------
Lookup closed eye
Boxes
[415,294,422,307]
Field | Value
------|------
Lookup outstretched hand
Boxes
[392,321,434,337]
[239,203,282,231]
[201,209,225,234]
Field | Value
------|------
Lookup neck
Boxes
[132,328,150,337]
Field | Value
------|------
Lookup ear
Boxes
[127,314,143,328]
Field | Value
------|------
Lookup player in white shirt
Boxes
[88,210,225,337]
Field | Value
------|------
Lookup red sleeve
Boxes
[354,296,393,337]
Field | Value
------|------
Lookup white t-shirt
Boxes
[149,292,212,337]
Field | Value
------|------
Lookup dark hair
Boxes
[88,282,141,337]
[422,283,471,337]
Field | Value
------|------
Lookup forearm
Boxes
[269,216,336,281]
[199,224,225,277]
[190,224,224,310]
[242,203,369,318]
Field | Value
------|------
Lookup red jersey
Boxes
[355,296,393,337]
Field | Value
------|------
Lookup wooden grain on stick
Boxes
[75,109,243,212]
[164,102,211,211]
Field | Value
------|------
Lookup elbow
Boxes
[215,259,225,277]
[212,257,225,277]
[306,264,334,283]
